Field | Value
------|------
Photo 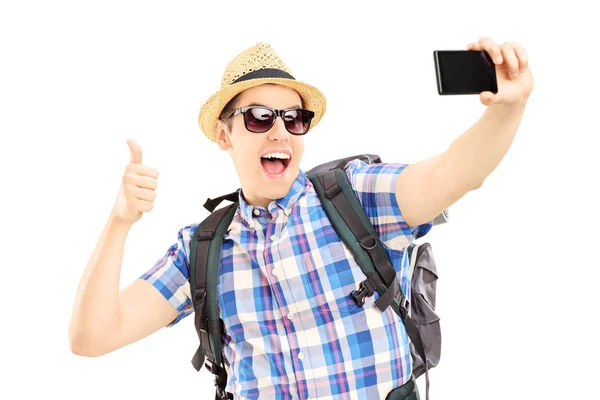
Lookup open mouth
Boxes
[260,152,291,178]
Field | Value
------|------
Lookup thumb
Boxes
[480,91,500,106]
[127,139,142,164]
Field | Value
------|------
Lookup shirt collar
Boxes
[238,168,309,228]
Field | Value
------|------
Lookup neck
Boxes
[240,169,301,209]
[240,189,272,209]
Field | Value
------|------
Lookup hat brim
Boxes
[198,78,326,142]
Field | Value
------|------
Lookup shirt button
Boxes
[298,352,304,360]
[253,209,260,216]
[287,313,294,320]
[272,268,280,276]
[270,235,277,241]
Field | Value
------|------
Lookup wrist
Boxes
[108,211,134,232]
[484,100,527,125]
[488,97,528,114]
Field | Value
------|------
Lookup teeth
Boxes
[262,152,290,159]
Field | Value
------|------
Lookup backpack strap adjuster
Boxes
[324,183,341,199]
[194,288,206,303]
[198,229,215,240]
[359,234,378,251]
[397,294,410,318]
[199,317,224,334]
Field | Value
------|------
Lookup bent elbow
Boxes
[69,339,94,358]
[68,329,108,358]
[69,340,109,358]
[471,179,485,190]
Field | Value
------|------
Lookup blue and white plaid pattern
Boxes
[140,159,432,399]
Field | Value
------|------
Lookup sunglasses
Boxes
[226,106,315,135]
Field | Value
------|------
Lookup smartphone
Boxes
[434,50,498,95]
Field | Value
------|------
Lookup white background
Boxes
[1,1,598,399]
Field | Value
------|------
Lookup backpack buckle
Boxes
[350,280,375,307]
[204,358,222,375]
[215,386,229,400]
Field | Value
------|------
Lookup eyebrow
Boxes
[246,103,302,110]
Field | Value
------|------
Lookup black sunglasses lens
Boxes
[245,107,275,132]
[283,109,313,134]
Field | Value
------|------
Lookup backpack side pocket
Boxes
[409,243,441,379]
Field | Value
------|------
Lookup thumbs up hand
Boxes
[110,139,159,225]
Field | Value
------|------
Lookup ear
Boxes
[215,120,231,151]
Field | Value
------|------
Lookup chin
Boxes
[249,158,300,203]
[259,176,294,199]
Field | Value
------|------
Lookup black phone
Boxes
[433,50,498,95]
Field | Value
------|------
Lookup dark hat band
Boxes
[232,68,295,84]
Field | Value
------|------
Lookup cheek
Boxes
[235,151,254,169]
[229,131,257,169]
[293,140,304,165]
[245,154,257,170]
[236,144,260,173]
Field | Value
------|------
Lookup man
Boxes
[69,38,533,399]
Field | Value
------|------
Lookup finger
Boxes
[478,37,503,65]
[508,41,529,72]
[133,187,157,202]
[135,200,154,213]
[133,174,158,190]
[467,42,481,50]
[127,164,159,179]
[127,139,142,165]
[501,43,520,78]
[123,172,158,189]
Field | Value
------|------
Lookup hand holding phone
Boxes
[434,50,498,95]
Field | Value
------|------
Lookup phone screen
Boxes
[434,50,497,95]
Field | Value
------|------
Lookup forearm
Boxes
[69,213,132,354]
[443,101,527,189]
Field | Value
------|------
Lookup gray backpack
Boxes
[189,154,444,400]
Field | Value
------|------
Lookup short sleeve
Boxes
[138,223,198,327]
[344,159,433,252]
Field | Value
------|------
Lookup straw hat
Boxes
[198,42,327,142]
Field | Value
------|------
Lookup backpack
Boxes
[188,154,445,400]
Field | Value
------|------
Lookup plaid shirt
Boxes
[140,159,432,399]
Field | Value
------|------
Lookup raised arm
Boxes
[68,139,177,357]
[394,37,534,228]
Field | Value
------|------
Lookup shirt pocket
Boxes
[300,243,375,315]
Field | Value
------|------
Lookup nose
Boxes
[267,116,290,142]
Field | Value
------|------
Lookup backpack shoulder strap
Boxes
[203,190,239,213]
[309,168,432,398]
[407,242,419,281]
[308,168,400,312]
[189,202,237,400]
